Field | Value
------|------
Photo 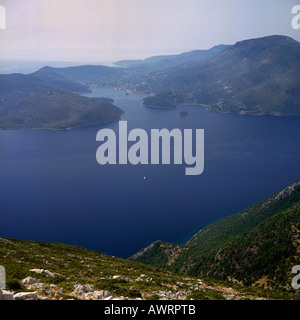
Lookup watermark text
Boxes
[96,121,204,176]
[0,265,5,289]
[292,5,300,30]
[0,5,5,29]
[291,265,300,290]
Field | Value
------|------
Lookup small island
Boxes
[178,111,188,117]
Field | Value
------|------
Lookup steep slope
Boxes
[140,35,300,115]
[187,180,300,248]
[206,202,300,288]
[0,90,123,130]
[130,181,300,291]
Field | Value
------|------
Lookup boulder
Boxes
[13,291,38,300]
[73,283,94,295]
[22,276,39,285]
[158,290,166,297]
[29,269,44,274]
[0,289,13,300]
[93,290,104,299]
[103,290,111,298]
[42,270,55,277]
[135,277,143,282]
[86,284,94,292]
[29,269,61,277]
[84,292,95,300]
[74,284,87,295]
[176,290,187,297]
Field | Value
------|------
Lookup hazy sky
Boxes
[1,0,300,63]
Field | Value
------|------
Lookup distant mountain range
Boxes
[114,45,231,72]
[37,65,127,86]
[130,181,300,291]
[0,35,299,129]
[139,35,300,115]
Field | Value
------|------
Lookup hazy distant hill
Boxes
[38,65,127,86]
[34,46,231,87]
[140,35,300,116]
[0,69,88,110]
[0,90,123,130]
[114,45,231,72]
[1,35,299,124]
[0,68,87,95]
[130,181,300,291]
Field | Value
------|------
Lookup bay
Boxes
[0,88,300,258]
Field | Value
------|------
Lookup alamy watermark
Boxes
[0,265,5,289]
[291,265,300,290]
[0,5,5,30]
[292,5,300,30]
[96,121,204,176]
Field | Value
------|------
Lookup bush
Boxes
[186,291,209,300]
[146,294,160,300]
[187,290,226,300]
[51,275,66,284]
[95,279,141,298]
[6,278,24,290]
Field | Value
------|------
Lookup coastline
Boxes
[0,113,124,131]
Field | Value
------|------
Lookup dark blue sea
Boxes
[1,88,300,258]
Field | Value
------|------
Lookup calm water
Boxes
[1,88,300,258]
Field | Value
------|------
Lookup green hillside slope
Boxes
[130,181,300,292]
[0,238,272,300]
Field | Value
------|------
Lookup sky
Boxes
[0,0,300,63]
